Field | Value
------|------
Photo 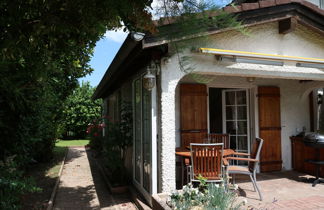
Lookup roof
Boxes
[93,0,324,99]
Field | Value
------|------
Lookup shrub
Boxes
[88,101,133,185]
[170,178,242,210]
[0,156,41,210]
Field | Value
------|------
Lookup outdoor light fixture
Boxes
[143,64,157,91]
[247,77,255,83]
[130,32,145,41]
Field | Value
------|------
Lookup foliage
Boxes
[88,118,105,152]
[89,101,133,185]
[0,0,157,207]
[0,156,41,210]
[154,0,248,82]
[61,81,102,138]
[103,101,133,185]
[170,181,242,210]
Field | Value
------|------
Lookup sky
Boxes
[79,30,128,87]
[80,0,230,87]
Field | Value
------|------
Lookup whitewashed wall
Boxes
[159,22,324,193]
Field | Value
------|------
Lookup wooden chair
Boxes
[187,143,225,184]
[226,138,264,200]
[208,133,230,149]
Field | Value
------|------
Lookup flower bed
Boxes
[153,177,244,210]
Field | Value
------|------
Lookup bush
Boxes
[0,156,41,210]
[88,101,133,185]
[170,177,242,210]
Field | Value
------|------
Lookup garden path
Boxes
[53,147,137,210]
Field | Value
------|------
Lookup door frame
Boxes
[207,84,256,158]
[221,88,251,155]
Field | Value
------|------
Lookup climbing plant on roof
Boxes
[154,0,248,82]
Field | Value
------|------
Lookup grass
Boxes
[46,146,67,178]
[55,139,90,147]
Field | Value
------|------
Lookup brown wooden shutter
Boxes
[258,86,282,172]
[180,84,208,148]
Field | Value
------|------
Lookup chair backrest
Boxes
[208,133,230,149]
[190,143,224,180]
[248,138,264,172]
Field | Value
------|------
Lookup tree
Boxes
[0,0,159,161]
[61,82,102,138]
[0,1,156,208]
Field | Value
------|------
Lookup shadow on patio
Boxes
[235,171,324,209]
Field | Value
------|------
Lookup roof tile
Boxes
[275,0,292,5]
[300,0,320,11]
[223,5,242,13]
[242,2,260,11]
[259,0,276,8]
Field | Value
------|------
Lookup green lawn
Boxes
[55,139,90,147]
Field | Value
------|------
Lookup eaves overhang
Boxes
[92,35,141,100]
[143,1,324,48]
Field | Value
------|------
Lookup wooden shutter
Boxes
[180,84,208,148]
[258,87,282,172]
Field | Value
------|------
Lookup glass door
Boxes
[222,89,250,163]
[133,77,152,198]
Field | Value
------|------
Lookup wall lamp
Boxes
[143,61,160,91]
[130,32,145,41]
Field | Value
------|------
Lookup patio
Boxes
[235,170,324,209]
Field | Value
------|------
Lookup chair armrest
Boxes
[223,158,229,166]
[226,157,258,162]
[232,152,250,156]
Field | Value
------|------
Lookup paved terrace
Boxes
[236,171,324,209]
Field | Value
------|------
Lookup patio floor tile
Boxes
[235,171,324,209]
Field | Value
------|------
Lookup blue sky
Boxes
[80,0,230,87]
[80,30,127,87]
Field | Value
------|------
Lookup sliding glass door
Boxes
[133,77,152,198]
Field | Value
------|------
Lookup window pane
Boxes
[230,136,236,149]
[142,81,152,193]
[226,121,236,135]
[237,106,247,120]
[236,91,246,105]
[238,136,248,151]
[134,79,141,183]
[237,121,247,135]
[226,106,236,120]
[226,92,235,105]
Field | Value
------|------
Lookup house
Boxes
[92,0,324,205]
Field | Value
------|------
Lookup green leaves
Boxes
[61,81,102,138]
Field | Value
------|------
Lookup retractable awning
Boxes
[199,48,324,68]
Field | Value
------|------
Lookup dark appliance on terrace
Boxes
[303,133,324,186]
